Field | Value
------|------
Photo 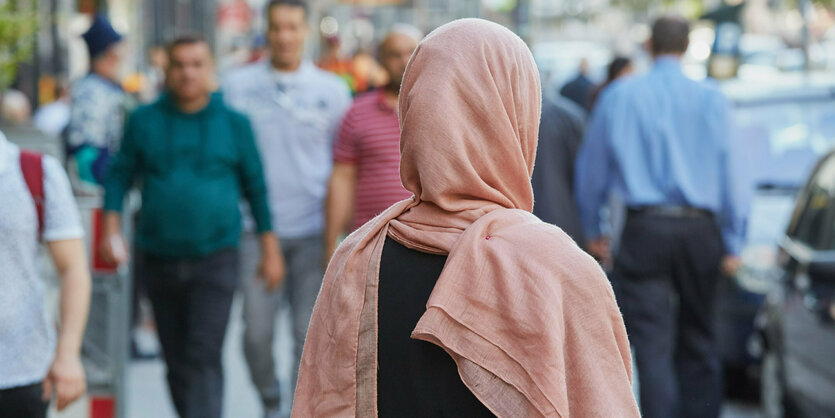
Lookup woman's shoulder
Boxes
[476,209,608,286]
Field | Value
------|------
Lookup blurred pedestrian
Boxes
[294,19,639,417]
[66,15,131,190]
[101,36,284,418]
[0,130,90,416]
[1,89,32,126]
[575,15,746,418]
[317,33,368,95]
[33,80,71,137]
[324,25,421,261]
[1,90,66,158]
[221,1,351,415]
[531,94,587,246]
[559,58,593,110]
[139,44,168,103]
[351,48,389,90]
[588,56,633,110]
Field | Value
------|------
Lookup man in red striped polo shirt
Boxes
[325,26,422,261]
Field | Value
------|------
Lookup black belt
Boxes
[627,205,714,219]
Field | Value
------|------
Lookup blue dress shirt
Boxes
[575,56,746,255]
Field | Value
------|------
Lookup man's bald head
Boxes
[378,25,422,91]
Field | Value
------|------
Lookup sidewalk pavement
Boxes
[52,297,294,418]
[49,296,762,418]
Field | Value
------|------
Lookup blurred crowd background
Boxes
[4,1,835,417]
[3,0,835,114]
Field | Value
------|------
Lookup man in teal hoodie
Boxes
[101,36,284,418]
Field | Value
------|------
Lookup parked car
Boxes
[759,150,835,417]
[718,76,835,397]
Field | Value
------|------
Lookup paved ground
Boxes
[123,299,295,418]
[52,297,295,418]
[51,296,763,418]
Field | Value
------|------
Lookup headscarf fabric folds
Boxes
[293,18,639,418]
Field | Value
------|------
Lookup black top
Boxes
[377,236,494,417]
[531,95,587,247]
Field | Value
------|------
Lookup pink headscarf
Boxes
[293,19,638,417]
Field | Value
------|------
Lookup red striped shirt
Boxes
[334,90,412,231]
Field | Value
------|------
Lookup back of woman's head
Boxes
[607,57,632,84]
[398,19,542,214]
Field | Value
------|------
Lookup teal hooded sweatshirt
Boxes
[104,92,271,258]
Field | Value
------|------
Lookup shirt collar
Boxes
[653,55,683,72]
[264,59,314,81]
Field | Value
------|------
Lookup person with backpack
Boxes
[0,130,91,416]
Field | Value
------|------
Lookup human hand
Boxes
[722,255,742,277]
[259,253,286,291]
[42,352,86,411]
[587,237,612,265]
[99,233,129,266]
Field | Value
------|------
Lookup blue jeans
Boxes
[137,248,239,418]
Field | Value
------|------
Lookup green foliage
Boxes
[0,0,38,90]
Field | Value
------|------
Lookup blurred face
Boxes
[167,42,214,103]
[379,34,418,89]
[149,47,168,70]
[93,43,125,81]
[267,5,308,70]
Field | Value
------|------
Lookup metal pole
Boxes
[799,0,811,72]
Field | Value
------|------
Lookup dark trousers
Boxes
[613,214,725,418]
[136,249,239,418]
[0,383,47,418]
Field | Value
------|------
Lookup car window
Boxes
[745,187,798,245]
[791,154,835,249]
[731,99,835,188]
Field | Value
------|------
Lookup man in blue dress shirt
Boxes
[575,16,746,418]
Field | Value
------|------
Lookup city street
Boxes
[8,91,767,418]
[124,299,295,418]
[49,297,763,418]
[5,1,835,417]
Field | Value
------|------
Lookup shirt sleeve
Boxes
[103,114,139,213]
[333,107,358,164]
[714,93,748,255]
[220,73,243,113]
[328,82,353,149]
[42,156,84,242]
[575,96,613,240]
[562,103,587,192]
[236,115,273,234]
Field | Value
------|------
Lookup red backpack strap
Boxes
[20,150,45,238]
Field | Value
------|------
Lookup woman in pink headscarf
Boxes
[293,19,639,417]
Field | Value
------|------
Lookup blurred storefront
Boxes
[13,0,835,111]
[20,0,216,110]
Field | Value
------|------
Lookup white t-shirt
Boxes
[221,61,352,238]
[0,132,84,389]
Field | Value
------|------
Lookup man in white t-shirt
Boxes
[0,131,91,416]
[222,1,350,416]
